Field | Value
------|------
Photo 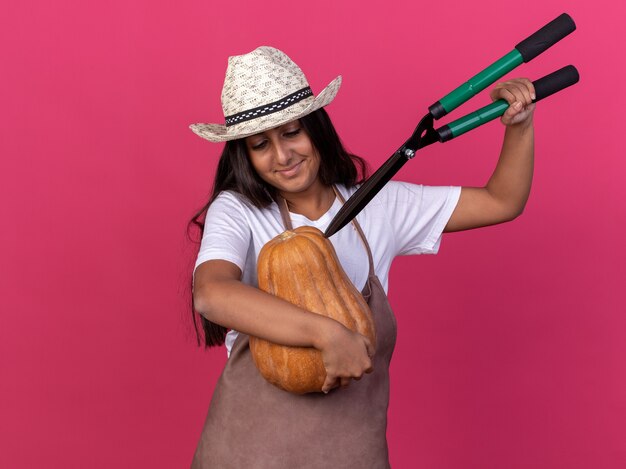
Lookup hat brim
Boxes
[189,76,342,143]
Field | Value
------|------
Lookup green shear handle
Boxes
[429,13,576,120]
[437,65,580,142]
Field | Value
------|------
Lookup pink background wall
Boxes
[2,0,624,467]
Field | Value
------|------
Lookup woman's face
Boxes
[245,120,323,197]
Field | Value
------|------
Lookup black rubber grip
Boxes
[533,65,579,102]
[429,101,446,120]
[437,125,453,143]
[515,13,576,63]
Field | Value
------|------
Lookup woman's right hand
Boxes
[316,321,375,394]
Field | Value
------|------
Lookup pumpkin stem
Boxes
[279,231,296,240]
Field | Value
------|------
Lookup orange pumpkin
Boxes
[249,226,376,394]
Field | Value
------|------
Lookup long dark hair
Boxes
[187,108,369,347]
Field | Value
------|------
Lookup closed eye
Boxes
[250,140,268,151]
[284,128,301,138]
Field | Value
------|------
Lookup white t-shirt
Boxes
[194,181,461,355]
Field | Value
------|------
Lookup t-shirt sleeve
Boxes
[193,192,252,275]
[384,182,461,256]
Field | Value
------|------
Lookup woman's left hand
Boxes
[489,78,536,127]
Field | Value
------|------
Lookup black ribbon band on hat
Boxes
[225,87,313,127]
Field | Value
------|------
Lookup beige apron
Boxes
[192,190,398,468]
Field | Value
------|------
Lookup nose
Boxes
[273,139,292,166]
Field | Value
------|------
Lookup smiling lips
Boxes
[276,160,304,178]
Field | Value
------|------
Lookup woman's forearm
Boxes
[485,117,534,219]
[444,79,536,232]
[194,277,339,350]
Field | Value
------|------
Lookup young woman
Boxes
[188,46,535,468]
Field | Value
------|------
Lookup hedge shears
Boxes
[325,13,579,238]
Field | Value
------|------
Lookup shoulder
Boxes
[335,181,417,198]
[208,190,276,216]
[356,180,424,211]
[211,190,253,209]
[335,181,459,221]
[381,180,421,198]
[375,181,460,206]
[206,190,284,239]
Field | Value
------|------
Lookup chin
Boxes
[278,183,309,194]
[277,178,314,194]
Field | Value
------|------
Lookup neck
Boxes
[280,183,336,221]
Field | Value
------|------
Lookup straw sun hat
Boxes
[190,46,342,143]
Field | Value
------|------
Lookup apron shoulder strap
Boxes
[276,195,294,231]
[332,186,375,278]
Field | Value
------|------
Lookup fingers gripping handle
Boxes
[437,65,579,142]
[515,13,576,63]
